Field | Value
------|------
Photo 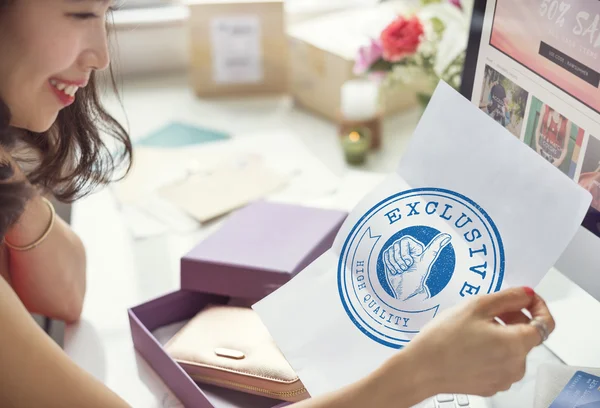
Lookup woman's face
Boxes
[0,0,112,132]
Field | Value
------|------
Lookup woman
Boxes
[534,104,571,168]
[0,1,555,407]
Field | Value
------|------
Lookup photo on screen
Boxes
[578,136,600,211]
[523,96,585,179]
[479,65,529,138]
[490,1,600,114]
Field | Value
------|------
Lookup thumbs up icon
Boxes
[383,233,452,301]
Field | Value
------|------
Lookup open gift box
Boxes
[128,201,347,408]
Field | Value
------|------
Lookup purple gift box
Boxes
[128,201,347,408]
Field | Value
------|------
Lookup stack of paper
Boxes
[112,126,341,239]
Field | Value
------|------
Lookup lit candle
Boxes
[341,127,371,165]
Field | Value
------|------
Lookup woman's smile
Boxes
[49,77,85,107]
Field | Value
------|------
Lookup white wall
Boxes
[109,6,190,78]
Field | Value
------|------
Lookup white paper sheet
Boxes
[299,170,387,212]
[252,82,592,398]
[210,15,263,84]
[159,155,288,223]
[113,131,340,238]
[119,204,169,239]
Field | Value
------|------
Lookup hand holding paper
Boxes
[283,287,556,408]
[253,82,592,398]
[404,287,556,397]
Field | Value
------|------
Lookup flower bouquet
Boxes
[354,0,474,108]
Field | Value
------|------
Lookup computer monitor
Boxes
[460,0,600,367]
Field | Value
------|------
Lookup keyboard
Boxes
[418,393,490,408]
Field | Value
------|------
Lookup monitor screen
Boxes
[463,0,600,238]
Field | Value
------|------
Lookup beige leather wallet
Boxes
[164,304,309,402]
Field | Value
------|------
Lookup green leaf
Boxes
[416,92,433,108]
[368,58,395,72]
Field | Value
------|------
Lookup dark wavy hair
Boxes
[0,0,132,238]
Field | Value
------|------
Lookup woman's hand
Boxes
[293,287,555,408]
[400,287,555,398]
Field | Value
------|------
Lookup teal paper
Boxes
[136,122,230,148]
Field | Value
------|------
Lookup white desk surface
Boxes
[66,74,562,408]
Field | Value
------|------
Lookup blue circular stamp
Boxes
[337,188,504,349]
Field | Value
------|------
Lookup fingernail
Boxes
[523,287,535,297]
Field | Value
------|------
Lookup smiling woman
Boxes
[0,2,560,408]
[0,1,135,406]
[0,0,132,321]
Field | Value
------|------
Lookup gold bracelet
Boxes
[3,197,56,251]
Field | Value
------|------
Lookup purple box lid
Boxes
[181,200,347,299]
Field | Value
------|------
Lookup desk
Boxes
[65,74,562,408]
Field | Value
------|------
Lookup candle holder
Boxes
[338,79,382,151]
[340,127,371,166]
[338,112,382,150]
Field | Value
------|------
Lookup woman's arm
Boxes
[291,287,554,407]
[292,350,434,408]
[0,275,130,408]
[1,149,86,323]
[0,276,552,407]
[5,193,86,323]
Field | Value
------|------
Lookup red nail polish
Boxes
[523,286,535,297]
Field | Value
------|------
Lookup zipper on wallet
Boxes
[191,374,308,398]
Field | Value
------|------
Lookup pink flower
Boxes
[353,39,384,75]
[449,0,462,9]
[380,16,424,62]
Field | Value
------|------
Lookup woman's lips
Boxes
[49,79,76,107]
